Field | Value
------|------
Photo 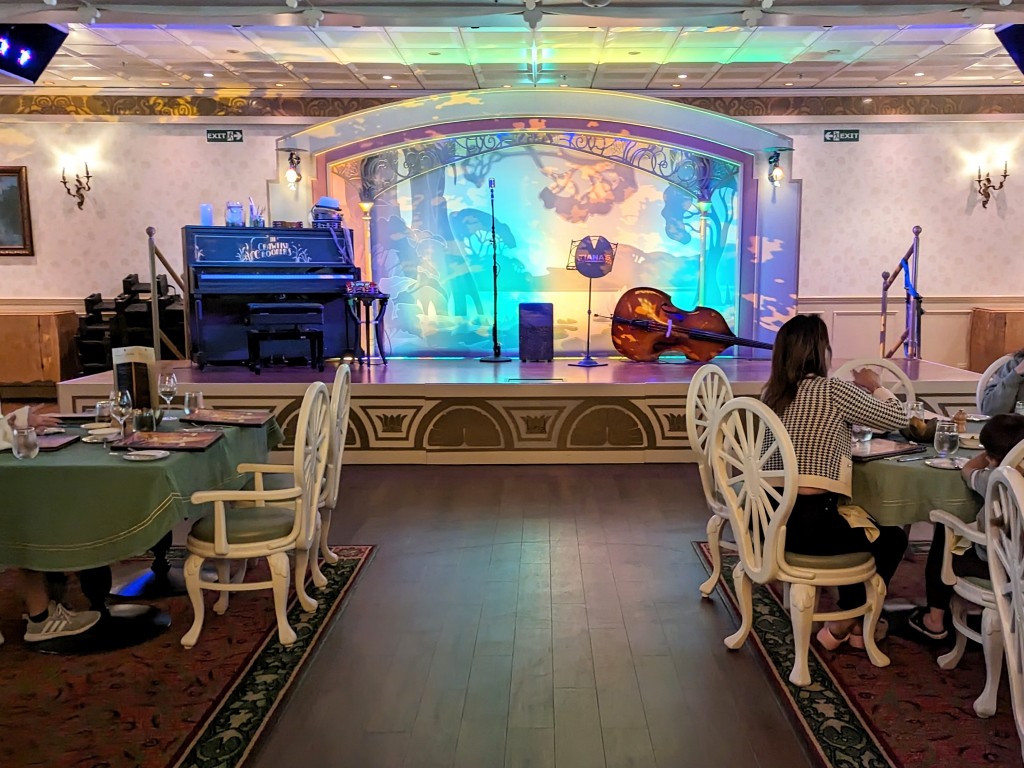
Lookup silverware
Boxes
[894,455,927,462]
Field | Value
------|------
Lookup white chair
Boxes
[985,467,1024,760]
[709,396,890,687]
[833,357,915,403]
[685,363,734,598]
[977,354,1014,413]
[927,443,1024,717]
[181,381,331,648]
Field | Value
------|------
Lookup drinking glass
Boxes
[183,391,204,417]
[159,372,178,421]
[933,421,960,460]
[94,400,112,424]
[11,427,39,460]
[1016,401,1024,416]
[907,401,926,419]
[110,389,133,438]
[851,425,873,443]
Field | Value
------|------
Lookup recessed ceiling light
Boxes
[827,49,841,54]
[914,72,924,77]
[160,81,170,86]
[275,83,285,87]
[382,75,393,80]
[898,80,907,85]
[227,49,240,54]
[559,83,568,87]
[502,84,512,88]
[677,73,687,79]
[389,84,398,88]
[628,51,640,55]
[428,51,441,56]
[203,72,213,78]
[672,83,681,88]
[44,80,54,85]
[1016,79,1023,84]
[862,97,873,103]
[784,82,793,86]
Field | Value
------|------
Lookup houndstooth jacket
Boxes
[774,377,909,497]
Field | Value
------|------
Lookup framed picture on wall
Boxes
[0,166,34,257]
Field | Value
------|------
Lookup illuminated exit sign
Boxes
[206,129,244,143]
[823,129,860,143]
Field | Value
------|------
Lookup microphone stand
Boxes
[480,177,510,363]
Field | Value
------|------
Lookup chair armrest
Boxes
[237,462,291,475]
[191,486,301,505]
[929,510,985,545]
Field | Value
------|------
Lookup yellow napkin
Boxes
[838,504,880,542]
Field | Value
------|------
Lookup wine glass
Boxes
[110,389,133,438]
[159,372,178,421]
[933,421,960,461]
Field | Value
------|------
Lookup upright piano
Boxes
[183,226,360,368]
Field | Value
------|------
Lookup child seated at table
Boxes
[1,405,102,645]
[906,413,1024,641]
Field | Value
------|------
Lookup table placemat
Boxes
[38,434,81,451]
[111,430,223,452]
[181,408,274,427]
[852,438,926,462]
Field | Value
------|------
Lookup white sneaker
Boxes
[24,602,101,642]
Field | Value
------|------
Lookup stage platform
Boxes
[58,357,980,465]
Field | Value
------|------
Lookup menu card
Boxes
[111,430,223,452]
[852,439,926,462]
[112,346,158,410]
[38,434,81,452]
[181,408,273,427]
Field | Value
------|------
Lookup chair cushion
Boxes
[190,505,295,545]
[963,575,992,591]
[784,551,874,569]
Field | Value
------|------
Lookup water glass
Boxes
[934,421,960,459]
[1016,401,1024,416]
[11,427,39,460]
[851,425,873,443]
[94,400,112,424]
[183,391,204,416]
[907,401,926,419]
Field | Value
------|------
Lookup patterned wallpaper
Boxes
[2,93,1024,118]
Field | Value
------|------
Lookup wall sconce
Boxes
[61,163,92,209]
[976,161,1009,209]
[767,148,792,187]
[284,151,302,190]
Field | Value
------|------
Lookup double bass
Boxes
[610,287,773,363]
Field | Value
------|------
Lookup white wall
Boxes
[0,120,306,300]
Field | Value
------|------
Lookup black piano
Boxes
[183,226,360,368]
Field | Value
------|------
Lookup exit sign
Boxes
[206,129,244,143]
[824,129,859,143]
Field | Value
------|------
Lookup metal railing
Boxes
[146,226,187,363]
[879,225,922,360]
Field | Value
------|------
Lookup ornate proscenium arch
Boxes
[332,131,739,204]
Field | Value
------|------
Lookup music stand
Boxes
[567,236,616,368]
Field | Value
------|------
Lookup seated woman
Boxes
[906,413,1024,641]
[980,349,1024,416]
[1,405,101,645]
[763,315,909,649]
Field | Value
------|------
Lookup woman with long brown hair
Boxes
[764,314,909,649]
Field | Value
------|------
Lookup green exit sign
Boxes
[206,129,244,143]
[824,129,859,143]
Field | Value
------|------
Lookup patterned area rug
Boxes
[694,542,1021,768]
[0,545,373,768]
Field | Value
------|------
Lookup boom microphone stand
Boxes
[480,177,511,363]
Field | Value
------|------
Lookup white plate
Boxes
[80,422,110,430]
[965,413,991,422]
[82,434,119,444]
[88,427,120,436]
[925,457,968,470]
[960,435,983,450]
[121,450,170,462]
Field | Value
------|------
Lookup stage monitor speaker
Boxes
[519,303,553,362]
[997,24,1024,75]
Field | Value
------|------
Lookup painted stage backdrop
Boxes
[356,146,739,358]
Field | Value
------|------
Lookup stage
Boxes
[57,357,980,465]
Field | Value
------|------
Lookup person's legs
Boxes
[15,569,102,643]
[910,532,990,640]
[15,569,49,618]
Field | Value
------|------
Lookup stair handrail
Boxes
[879,225,922,360]
[146,226,186,363]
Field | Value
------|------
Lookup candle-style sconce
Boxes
[61,163,92,209]
[766,147,793,188]
[976,161,1009,209]
[285,151,302,189]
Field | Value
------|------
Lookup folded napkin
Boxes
[0,406,28,452]
[838,504,880,542]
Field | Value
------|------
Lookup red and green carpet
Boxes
[696,542,1021,767]
[0,546,373,768]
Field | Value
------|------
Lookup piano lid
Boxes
[184,226,354,267]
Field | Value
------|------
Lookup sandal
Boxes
[905,607,949,642]
[849,617,889,649]
[816,624,852,650]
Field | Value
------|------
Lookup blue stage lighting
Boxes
[0,38,9,57]
[18,49,31,67]
[0,24,67,84]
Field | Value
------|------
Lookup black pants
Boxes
[784,493,908,610]
[925,523,991,611]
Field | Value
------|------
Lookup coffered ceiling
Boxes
[3,1,1024,92]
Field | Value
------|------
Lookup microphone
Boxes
[488,178,495,189]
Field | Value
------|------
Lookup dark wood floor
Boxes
[248,464,814,768]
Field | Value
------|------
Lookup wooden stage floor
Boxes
[59,357,979,465]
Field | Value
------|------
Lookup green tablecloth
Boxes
[0,419,283,571]
[852,445,983,527]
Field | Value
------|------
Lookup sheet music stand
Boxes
[567,236,617,368]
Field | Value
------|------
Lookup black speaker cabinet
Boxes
[519,302,554,362]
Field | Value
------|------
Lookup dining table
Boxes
[0,415,283,652]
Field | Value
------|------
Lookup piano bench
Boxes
[245,302,325,375]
